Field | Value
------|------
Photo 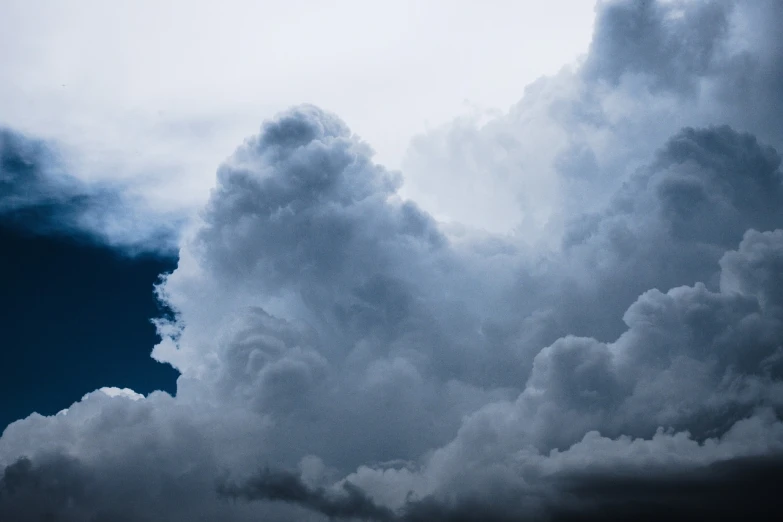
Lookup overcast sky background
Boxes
[0,0,594,234]
[3,1,783,521]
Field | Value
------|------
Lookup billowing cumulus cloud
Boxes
[3,0,783,520]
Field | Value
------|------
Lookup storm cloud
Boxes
[3,0,783,520]
[218,467,396,521]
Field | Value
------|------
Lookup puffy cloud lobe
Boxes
[423,229,783,472]
[4,1,783,520]
[551,125,783,343]
[543,232,783,443]
[721,229,783,311]
[155,106,516,470]
[158,107,447,361]
[194,104,437,290]
[342,414,783,521]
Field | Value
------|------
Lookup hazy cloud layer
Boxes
[3,1,783,520]
[0,127,182,253]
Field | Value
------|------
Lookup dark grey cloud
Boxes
[8,451,781,522]
[0,455,94,522]
[398,457,783,522]
[584,0,732,93]
[529,228,783,447]
[580,0,783,145]
[549,125,783,344]
[219,468,395,521]
[398,456,783,522]
[0,127,181,254]
[549,455,783,522]
[3,1,783,520]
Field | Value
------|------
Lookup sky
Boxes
[0,222,177,429]
[2,0,783,520]
[0,0,595,243]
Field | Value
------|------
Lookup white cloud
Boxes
[95,388,144,401]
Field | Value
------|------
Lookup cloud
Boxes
[548,125,783,342]
[0,127,182,254]
[549,455,783,522]
[583,0,732,93]
[463,229,783,455]
[0,454,98,522]
[3,1,783,520]
[402,0,783,239]
[218,467,395,521]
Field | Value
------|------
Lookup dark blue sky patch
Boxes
[0,222,178,431]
